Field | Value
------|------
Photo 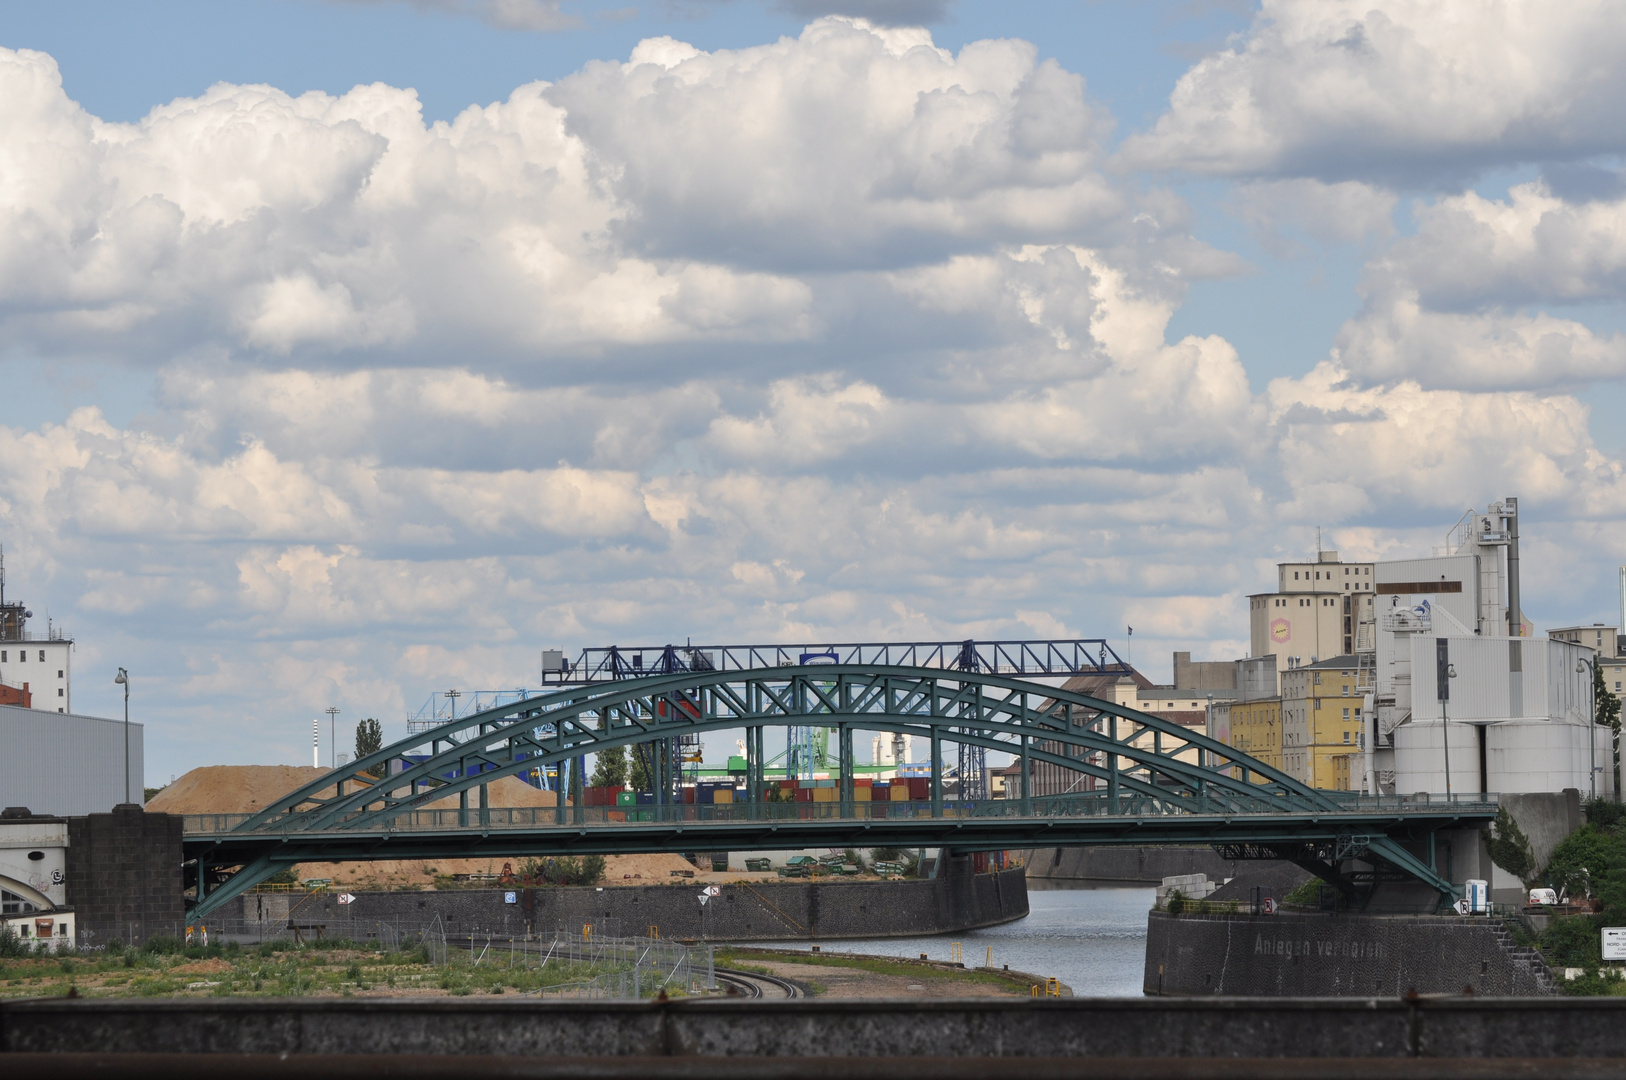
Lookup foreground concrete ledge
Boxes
[4,1056,1626,1079]
[7,996,1626,1058]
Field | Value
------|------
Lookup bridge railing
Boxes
[180,790,1499,837]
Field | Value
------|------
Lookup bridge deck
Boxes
[181,796,1499,870]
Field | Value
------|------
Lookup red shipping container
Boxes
[584,785,625,807]
[908,777,930,800]
[972,852,989,874]
[794,788,812,802]
[855,778,872,788]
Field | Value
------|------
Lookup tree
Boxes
[1596,662,1622,802]
[589,744,627,788]
[354,717,385,778]
[629,743,654,793]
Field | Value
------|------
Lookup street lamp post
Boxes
[326,706,340,770]
[1581,657,1597,801]
[113,668,130,804]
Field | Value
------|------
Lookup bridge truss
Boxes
[186,665,1494,916]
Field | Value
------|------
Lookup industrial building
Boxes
[1211,498,1612,799]
[0,807,74,949]
[0,704,145,815]
[0,548,72,713]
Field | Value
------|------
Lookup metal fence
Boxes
[100,913,714,999]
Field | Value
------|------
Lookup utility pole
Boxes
[326,707,340,769]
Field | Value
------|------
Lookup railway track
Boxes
[713,966,802,999]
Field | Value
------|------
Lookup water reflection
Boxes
[772,883,1153,997]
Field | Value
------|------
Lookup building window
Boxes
[37,651,43,662]
[57,670,62,678]
[18,651,24,662]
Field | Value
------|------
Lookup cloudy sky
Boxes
[2,0,1625,781]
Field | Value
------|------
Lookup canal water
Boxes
[777,884,1153,996]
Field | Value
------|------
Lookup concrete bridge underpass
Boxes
[184,666,1497,916]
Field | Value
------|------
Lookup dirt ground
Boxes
[734,956,1037,999]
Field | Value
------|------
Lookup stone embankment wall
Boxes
[221,859,1027,942]
[1144,910,1556,996]
[10,996,1626,1058]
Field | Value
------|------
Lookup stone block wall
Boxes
[1144,909,1556,997]
[218,859,1027,942]
[65,807,184,947]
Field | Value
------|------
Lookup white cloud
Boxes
[1230,179,1397,254]
[1383,178,1626,307]
[5,21,1626,782]
[1122,0,1626,184]
[1333,289,1626,390]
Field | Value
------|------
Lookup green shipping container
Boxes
[617,791,637,806]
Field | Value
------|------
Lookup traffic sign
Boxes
[1454,899,1470,916]
[337,893,355,905]
[1261,898,1277,915]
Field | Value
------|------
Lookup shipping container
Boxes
[713,788,733,804]
[889,784,909,802]
[908,777,930,800]
[853,786,871,802]
[812,787,836,802]
[616,791,637,806]
[794,789,812,802]
[855,777,873,788]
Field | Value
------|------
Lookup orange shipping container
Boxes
[853,787,871,801]
[889,785,909,801]
[812,787,836,802]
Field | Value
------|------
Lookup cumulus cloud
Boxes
[4,20,1626,777]
[1121,0,1626,184]
[1382,178,1626,308]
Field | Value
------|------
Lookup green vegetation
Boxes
[515,854,606,887]
[0,936,653,1000]
[1487,807,1537,884]
[590,743,627,788]
[354,719,386,778]
[1532,801,1626,993]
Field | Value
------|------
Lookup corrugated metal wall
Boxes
[0,706,143,815]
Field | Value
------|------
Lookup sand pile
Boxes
[150,766,566,816]
[148,766,336,815]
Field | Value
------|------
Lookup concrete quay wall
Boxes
[1144,910,1556,997]
[7,997,1626,1058]
[221,860,1027,942]
[1023,845,1254,886]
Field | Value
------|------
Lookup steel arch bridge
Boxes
[185,666,1494,916]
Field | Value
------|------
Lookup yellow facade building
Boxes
[1280,655,1365,790]
[1225,697,1282,776]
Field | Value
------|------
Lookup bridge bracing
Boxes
[186,666,1495,916]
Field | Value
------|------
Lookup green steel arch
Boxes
[189,666,1478,914]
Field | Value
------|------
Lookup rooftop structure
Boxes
[0,547,73,714]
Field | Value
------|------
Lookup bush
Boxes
[1540,915,1602,968]
[1547,825,1626,898]
[1587,799,1626,831]
[0,924,26,959]
[1284,879,1325,906]
[1487,807,1536,884]
[1164,888,1188,914]
[143,935,183,955]
[538,855,606,887]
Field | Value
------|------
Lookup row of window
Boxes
[0,650,50,664]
